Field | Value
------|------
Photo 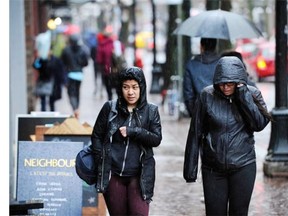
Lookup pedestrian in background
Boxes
[33,46,66,111]
[61,34,89,118]
[96,26,125,100]
[110,37,127,89]
[96,27,114,100]
[183,56,272,216]
[91,67,162,216]
[83,30,99,95]
[183,38,220,117]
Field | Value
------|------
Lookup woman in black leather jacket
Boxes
[183,56,271,216]
[91,66,162,216]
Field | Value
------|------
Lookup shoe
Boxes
[74,109,80,119]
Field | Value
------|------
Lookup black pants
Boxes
[202,162,256,216]
[40,95,55,111]
[67,78,81,111]
[102,74,113,100]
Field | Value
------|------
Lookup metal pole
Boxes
[150,0,162,94]
[176,5,183,78]
[132,0,136,64]
[263,0,288,177]
[152,0,156,67]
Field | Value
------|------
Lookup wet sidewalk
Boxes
[47,55,288,216]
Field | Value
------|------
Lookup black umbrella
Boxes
[173,9,263,40]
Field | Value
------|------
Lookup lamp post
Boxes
[132,0,136,63]
[263,0,288,177]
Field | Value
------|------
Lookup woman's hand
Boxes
[237,83,244,88]
[119,126,127,137]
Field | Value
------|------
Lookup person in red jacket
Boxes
[96,28,115,100]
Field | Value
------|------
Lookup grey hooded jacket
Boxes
[183,56,270,182]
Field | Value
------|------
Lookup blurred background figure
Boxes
[96,26,116,100]
[33,46,66,111]
[33,30,66,112]
[61,34,89,118]
[83,30,100,95]
[35,30,51,60]
[111,35,127,90]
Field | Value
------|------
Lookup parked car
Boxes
[236,39,276,82]
[251,41,275,81]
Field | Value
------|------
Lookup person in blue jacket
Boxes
[183,38,220,117]
[183,56,272,215]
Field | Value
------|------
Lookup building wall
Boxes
[10,0,27,200]
[10,0,50,199]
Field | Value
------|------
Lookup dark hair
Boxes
[116,66,143,96]
[201,38,217,51]
[221,50,243,62]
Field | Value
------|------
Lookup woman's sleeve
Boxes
[236,85,270,131]
[126,105,162,148]
[91,101,111,152]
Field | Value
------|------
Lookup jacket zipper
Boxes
[120,112,132,176]
[225,98,232,169]
[135,109,147,200]
[100,147,106,191]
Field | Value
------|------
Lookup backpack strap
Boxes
[108,100,117,121]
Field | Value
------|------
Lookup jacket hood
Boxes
[117,67,147,110]
[213,56,247,86]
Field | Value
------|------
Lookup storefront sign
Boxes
[17,141,83,215]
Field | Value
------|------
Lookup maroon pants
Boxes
[103,174,149,216]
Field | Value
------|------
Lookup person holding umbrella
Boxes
[183,38,220,117]
[183,56,272,215]
[176,9,262,118]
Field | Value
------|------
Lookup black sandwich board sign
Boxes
[16,141,83,215]
[16,113,69,142]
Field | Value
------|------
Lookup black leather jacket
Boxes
[183,56,270,182]
[91,67,162,201]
